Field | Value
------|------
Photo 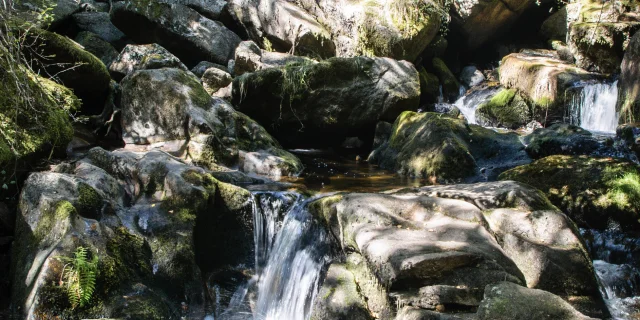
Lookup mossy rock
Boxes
[568,22,640,74]
[418,66,440,106]
[431,58,460,102]
[617,30,640,124]
[499,155,640,231]
[74,31,119,68]
[523,124,601,159]
[24,28,111,114]
[476,89,532,129]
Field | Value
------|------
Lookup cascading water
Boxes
[453,87,501,124]
[568,81,619,133]
[219,192,330,320]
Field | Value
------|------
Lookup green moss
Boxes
[308,194,343,228]
[174,70,212,108]
[34,200,76,242]
[103,227,152,292]
[431,58,460,100]
[76,183,102,217]
[476,89,531,128]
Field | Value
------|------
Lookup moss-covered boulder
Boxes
[617,30,640,124]
[74,31,119,69]
[232,57,419,148]
[431,58,460,102]
[523,124,601,159]
[499,155,640,231]
[110,0,241,67]
[477,282,597,320]
[499,52,598,123]
[476,89,532,129]
[24,28,111,115]
[120,68,302,177]
[0,50,78,170]
[368,111,529,182]
[569,22,640,74]
[109,43,188,81]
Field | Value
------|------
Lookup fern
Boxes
[58,246,98,309]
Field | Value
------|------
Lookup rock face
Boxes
[477,282,597,320]
[110,0,241,67]
[10,147,254,319]
[499,155,640,231]
[368,112,530,182]
[309,181,607,319]
[120,68,302,177]
[617,30,640,124]
[499,52,597,122]
[522,124,601,159]
[228,0,442,61]
[232,57,420,147]
[109,44,188,81]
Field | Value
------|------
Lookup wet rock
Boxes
[342,137,363,149]
[475,88,531,129]
[499,52,598,122]
[110,0,241,67]
[499,155,640,231]
[310,263,372,320]
[477,282,598,320]
[232,56,419,147]
[372,122,393,150]
[617,30,640,124]
[594,260,640,299]
[432,58,461,102]
[522,124,601,159]
[74,31,119,68]
[459,66,485,88]
[616,123,640,158]
[72,12,127,49]
[109,43,188,81]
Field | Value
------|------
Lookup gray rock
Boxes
[162,0,227,21]
[372,121,393,150]
[459,66,485,88]
[523,124,601,159]
[234,40,313,76]
[110,1,241,66]
[110,44,188,81]
[617,30,640,124]
[477,282,598,320]
[75,31,119,68]
[72,12,127,49]
[202,67,232,95]
[310,263,372,320]
[191,61,228,77]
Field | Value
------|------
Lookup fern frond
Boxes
[58,246,99,309]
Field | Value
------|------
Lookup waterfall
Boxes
[454,87,501,124]
[568,81,619,133]
[220,192,330,320]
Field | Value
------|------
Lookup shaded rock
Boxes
[234,40,314,76]
[540,7,569,41]
[24,28,111,115]
[459,66,485,88]
[109,43,188,81]
[310,263,372,320]
[499,155,640,231]
[110,0,241,67]
[395,307,471,320]
[617,30,640,124]
[499,52,598,122]
[391,285,483,311]
[368,112,529,182]
[569,22,640,74]
[372,122,393,150]
[74,31,119,68]
[522,124,601,159]
[419,67,441,106]
[191,61,228,78]
[120,68,302,177]
[432,58,461,102]
[477,282,597,320]
[72,12,127,49]
[232,57,419,147]
[616,123,640,158]
[476,88,531,129]
[201,67,232,96]
[594,260,640,299]
[165,0,228,21]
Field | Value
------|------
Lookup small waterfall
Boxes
[454,87,501,124]
[220,192,330,320]
[568,81,619,133]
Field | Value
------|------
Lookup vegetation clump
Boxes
[58,246,99,309]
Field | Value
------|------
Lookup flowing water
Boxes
[568,81,619,133]
[218,192,330,320]
[452,87,501,124]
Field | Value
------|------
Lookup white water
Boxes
[454,87,501,124]
[220,192,330,320]
[568,81,619,133]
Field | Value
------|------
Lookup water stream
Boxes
[568,81,619,133]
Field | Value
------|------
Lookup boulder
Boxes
[617,30,640,124]
[10,148,255,319]
[232,57,420,147]
[499,52,598,122]
[201,67,232,97]
[499,155,640,231]
[164,0,228,21]
[522,124,601,159]
[24,28,111,115]
[540,7,570,41]
[309,181,607,318]
[234,40,313,76]
[228,0,442,61]
[74,31,119,68]
[110,0,241,67]
[476,88,532,129]
[71,12,128,49]
[109,44,188,81]
[368,112,530,182]
[477,282,597,320]
[310,263,372,320]
[418,67,440,106]
[119,68,302,177]
[432,58,461,102]
[616,123,640,159]
[191,61,228,78]
[459,65,485,88]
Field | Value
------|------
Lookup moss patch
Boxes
[476,89,531,129]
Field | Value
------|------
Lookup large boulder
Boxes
[109,44,188,81]
[368,112,530,182]
[234,40,313,76]
[74,32,119,68]
[499,52,598,122]
[120,68,302,177]
[617,30,640,124]
[71,12,128,49]
[477,282,597,320]
[228,0,442,61]
[24,28,111,115]
[10,148,254,319]
[110,0,241,67]
[476,88,531,129]
[522,124,601,159]
[232,57,420,147]
[499,155,640,231]
[309,181,607,318]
